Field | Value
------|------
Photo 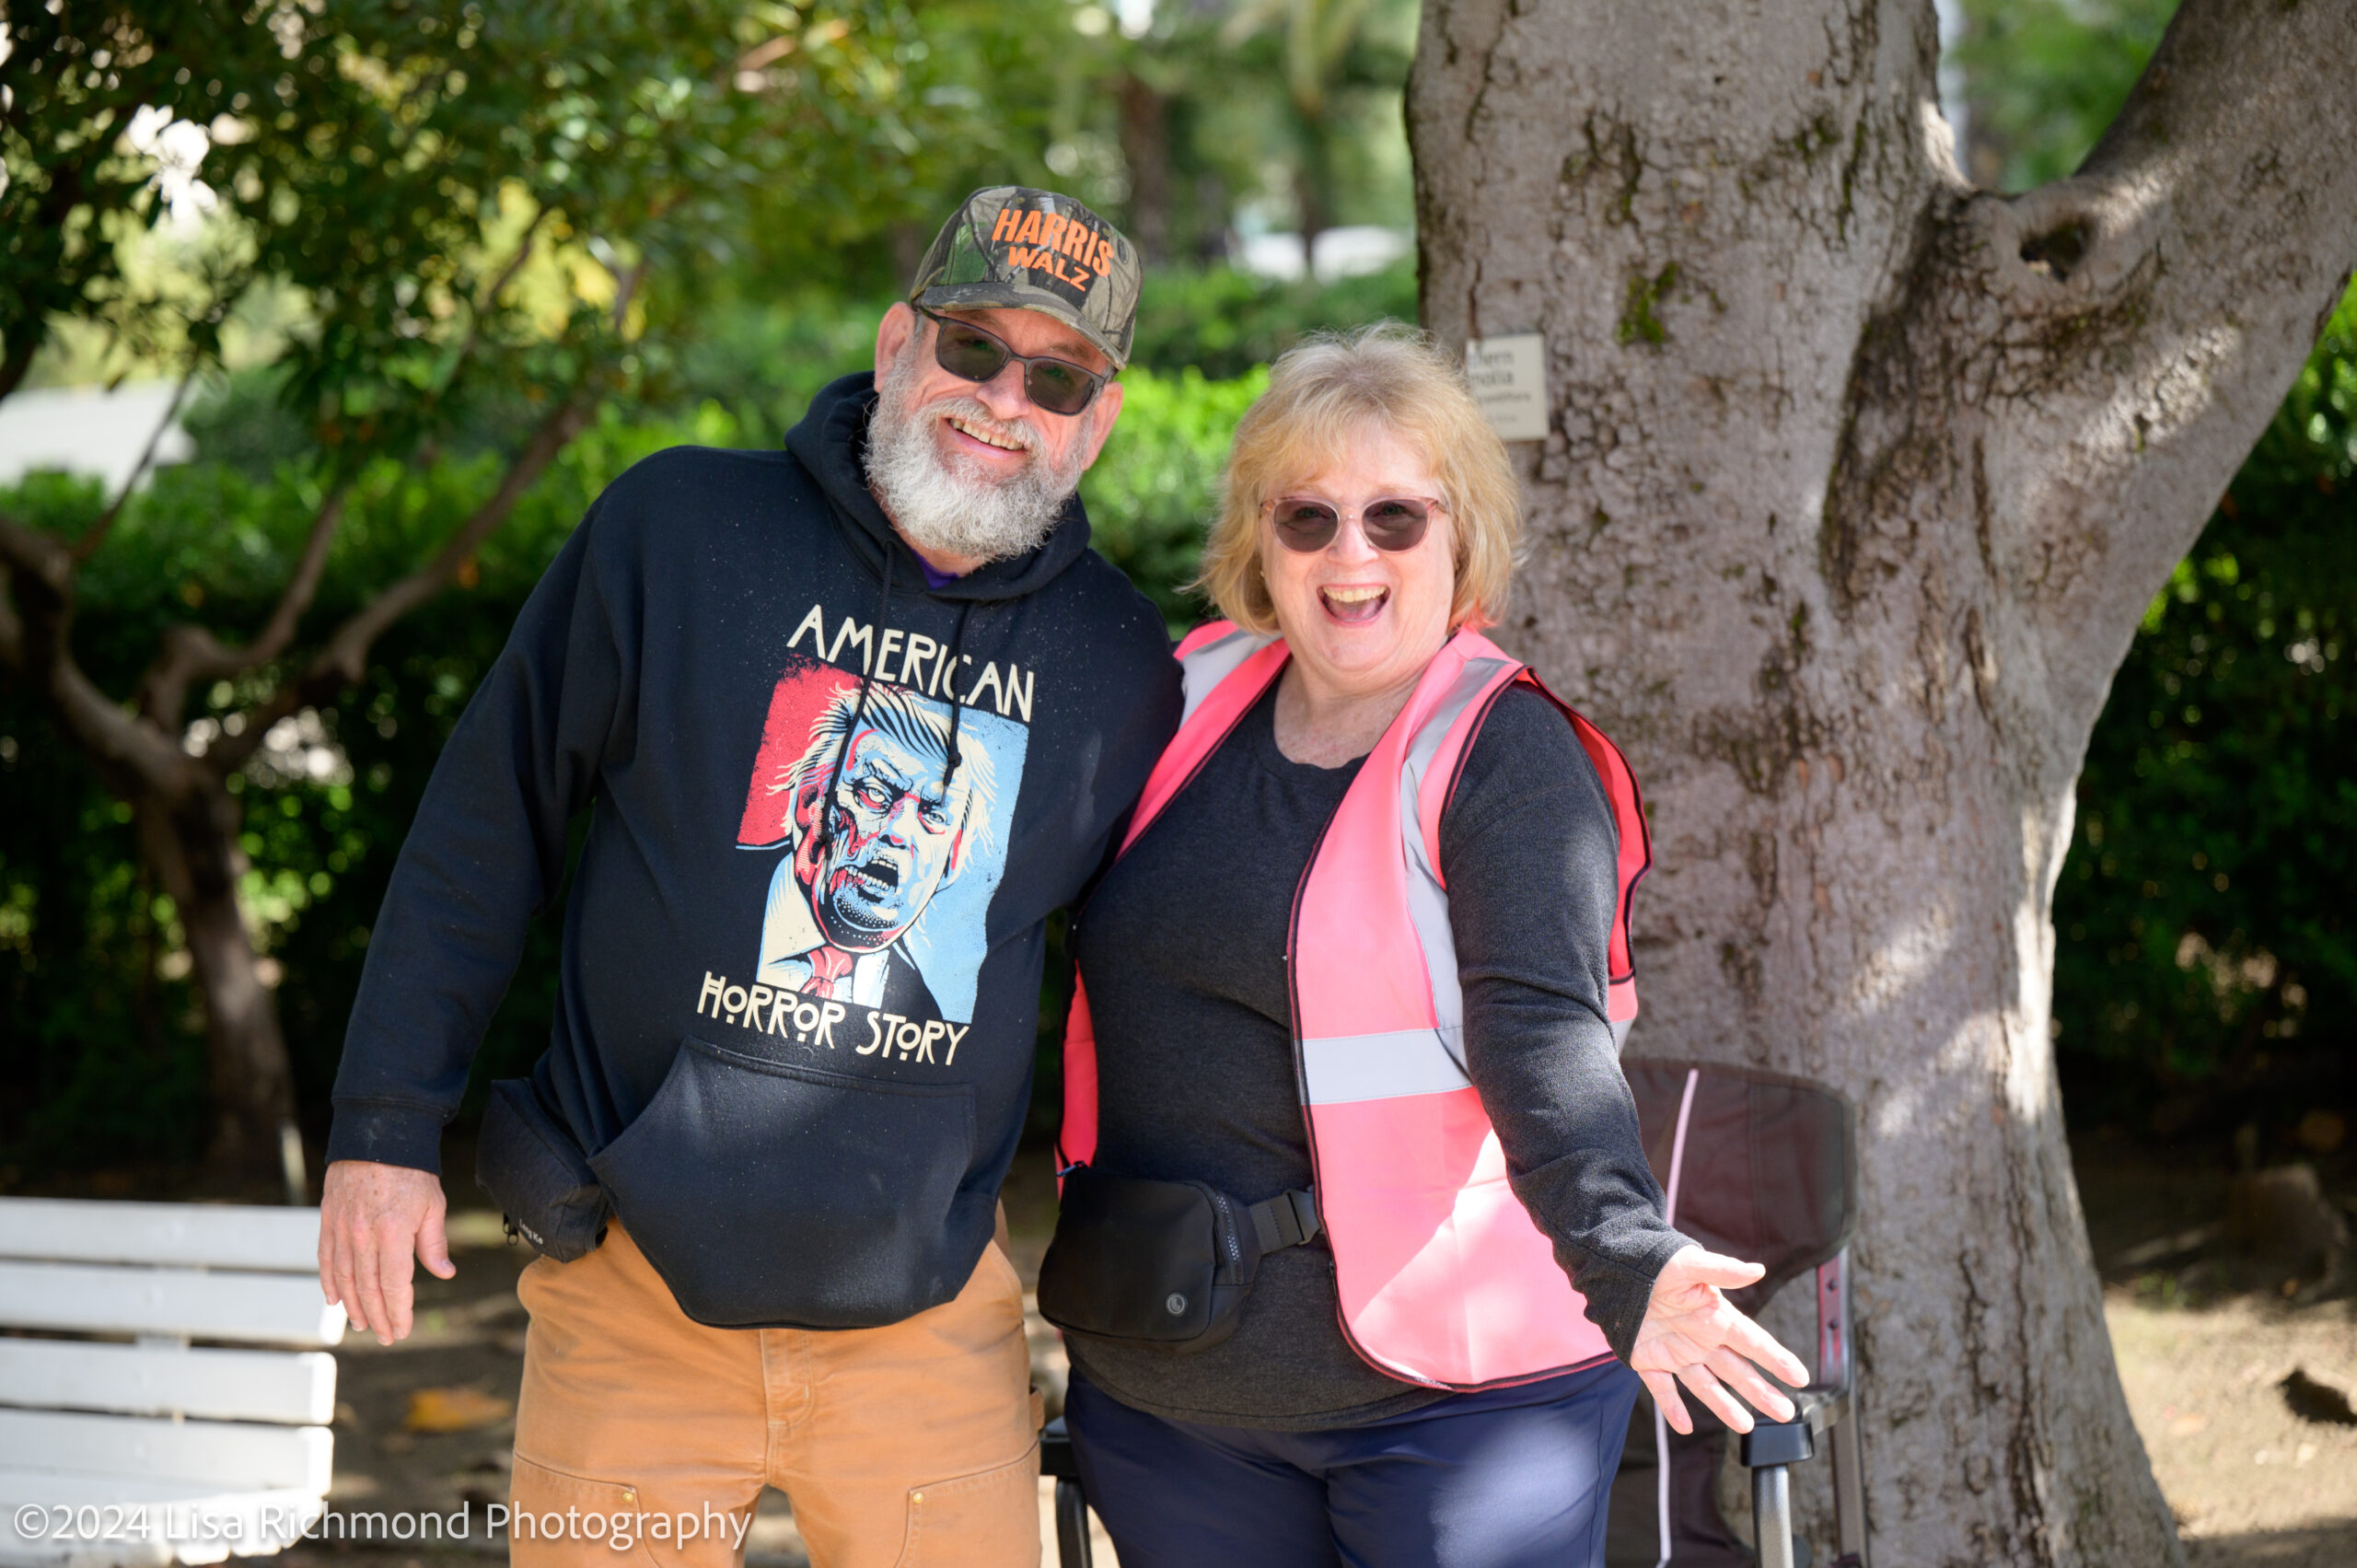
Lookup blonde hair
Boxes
[1191,322,1523,634]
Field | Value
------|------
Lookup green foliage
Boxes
[1954,0,2176,192]
[2053,285,2357,1126]
[0,1,304,386]
[668,293,890,448]
[1128,261,1417,379]
[6,1,1042,454]
[1082,365,1270,630]
[0,404,732,1172]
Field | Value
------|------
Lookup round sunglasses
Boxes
[1264,494,1445,553]
[914,306,1111,416]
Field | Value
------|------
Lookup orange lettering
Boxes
[1042,213,1072,250]
[1014,209,1044,245]
[1093,236,1113,273]
[992,207,1020,244]
[1061,221,1091,260]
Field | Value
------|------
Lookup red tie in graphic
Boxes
[801,947,856,999]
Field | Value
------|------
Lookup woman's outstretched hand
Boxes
[1630,1245,1812,1434]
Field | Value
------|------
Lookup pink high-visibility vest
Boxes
[1059,621,1654,1388]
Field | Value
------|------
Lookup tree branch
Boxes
[437,201,552,394]
[1885,0,2357,733]
[0,511,202,796]
[139,485,350,727]
[74,367,199,563]
[206,391,598,772]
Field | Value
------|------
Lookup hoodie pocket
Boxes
[589,1036,976,1329]
[475,1078,609,1262]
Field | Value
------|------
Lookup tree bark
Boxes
[1409,0,2357,1562]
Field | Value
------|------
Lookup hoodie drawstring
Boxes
[815,561,893,859]
[939,599,973,787]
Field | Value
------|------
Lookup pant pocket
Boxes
[892,1446,1041,1568]
[508,1454,666,1568]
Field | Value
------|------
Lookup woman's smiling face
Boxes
[1260,422,1457,702]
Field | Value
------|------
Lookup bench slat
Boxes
[0,1411,331,1495]
[0,1202,320,1274]
[0,1471,324,1567]
[0,1262,344,1348]
[0,1342,334,1426]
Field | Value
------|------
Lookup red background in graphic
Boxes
[736,657,861,848]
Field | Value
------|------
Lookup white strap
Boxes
[1655,1067,1701,1566]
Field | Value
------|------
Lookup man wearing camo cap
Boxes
[318,187,1178,1568]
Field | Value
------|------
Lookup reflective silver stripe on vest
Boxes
[1396,657,1509,1074]
[1179,629,1278,726]
[1302,1028,1473,1104]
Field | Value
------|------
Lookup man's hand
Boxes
[317,1159,456,1345]
[1629,1245,1812,1435]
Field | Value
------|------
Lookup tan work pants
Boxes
[508,1222,1039,1568]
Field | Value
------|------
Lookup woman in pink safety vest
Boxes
[1044,326,1807,1567]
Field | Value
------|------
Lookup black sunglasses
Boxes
[914,306,1111,416]
[1263,494,1445,553]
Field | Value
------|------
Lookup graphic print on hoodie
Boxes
[731,628,1028,1036]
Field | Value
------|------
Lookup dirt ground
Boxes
[64,1132,2348,1568]
[2075,1131,2357,1568]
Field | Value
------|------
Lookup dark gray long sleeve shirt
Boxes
[1063,681,1689,1429]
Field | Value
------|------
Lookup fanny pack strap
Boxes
[1247,1188,1321,1253]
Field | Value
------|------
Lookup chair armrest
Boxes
[1738,1386,1846,1468]
[1040,1416,1082,1481]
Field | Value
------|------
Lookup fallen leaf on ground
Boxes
[405,1386,516,1434]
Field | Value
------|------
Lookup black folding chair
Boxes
[1041,1414,1094,1567]
[1621,1060,1866,1568]
[1039,1060,1866,1568]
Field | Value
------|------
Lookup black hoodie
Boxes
[327,374,1181,1329]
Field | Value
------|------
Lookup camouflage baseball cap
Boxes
[909,186,1143,369]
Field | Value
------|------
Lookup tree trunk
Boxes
[1293,117,1335,275]
[1409,1,2357,1562]
[142,784,297,1179]
[1117,72,1175,266]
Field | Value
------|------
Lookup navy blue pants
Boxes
[1063,1360,1642,1568]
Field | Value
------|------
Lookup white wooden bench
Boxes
[0,1199,343,1567]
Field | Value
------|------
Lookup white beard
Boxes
[865,342,1087,564]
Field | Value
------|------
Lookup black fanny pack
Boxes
[475,1077,610,1263]
[1036,1166,1320,1353]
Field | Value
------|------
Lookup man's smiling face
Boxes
[864,303,1127,567]
[875,303,1121,486]
[794,726,969,951]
